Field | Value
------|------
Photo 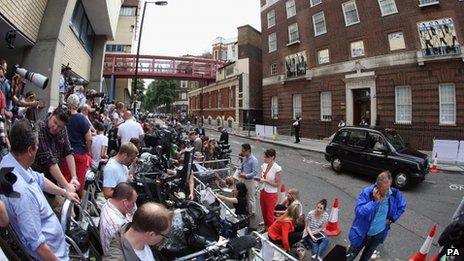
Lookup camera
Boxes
[13,65,49,90]
[86,89,105,99]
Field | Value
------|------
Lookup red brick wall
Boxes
[261,0,464,78]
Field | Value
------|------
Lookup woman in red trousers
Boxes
[258,148,282,228]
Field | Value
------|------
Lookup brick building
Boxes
[260,0,464,149]
[189,25,262,128]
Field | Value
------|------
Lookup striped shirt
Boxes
[99,199,131,254]
[304,210,329,237]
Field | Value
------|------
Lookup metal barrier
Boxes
[250,231,298,261]
[192,176,237,218]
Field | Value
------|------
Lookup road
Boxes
[207,130,464,260]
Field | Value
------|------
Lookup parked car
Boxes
[325,127,429,190]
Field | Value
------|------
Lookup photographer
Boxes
[0,59,13,120]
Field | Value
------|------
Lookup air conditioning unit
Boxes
[418,0,439,7]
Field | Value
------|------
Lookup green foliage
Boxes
[132,79,145,101]
[142,79,179,112]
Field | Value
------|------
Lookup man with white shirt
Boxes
[100,182,137,254]
[103,142,138,199]
[117,111,144,144]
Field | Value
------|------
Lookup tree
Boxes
[132,79,145,102]
[142,79,178,112]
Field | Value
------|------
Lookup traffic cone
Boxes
[409,224,438,261]
[324,197,341,236]
[431,153,439,174]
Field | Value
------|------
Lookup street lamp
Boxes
[133,1,168,113]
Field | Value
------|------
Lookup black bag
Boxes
[68,224,90,254]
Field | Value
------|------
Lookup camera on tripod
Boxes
[13,65,49,90]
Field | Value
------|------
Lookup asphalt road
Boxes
[207,130,464,260]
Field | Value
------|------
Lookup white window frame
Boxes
[320,92,332,121]
[377,0,398,16]
[271,96,279,119]
[350,40,365,57]
[286,0,296,18]
[388,32,406,51]
[288,23,300,44]
[318,49,330,64]
[268,32,277,53]
[267,10,276,28]
[292,94,302,120]
[342,0,360,27]
[270,63,278,75]
[310,0,322,7]
[312,11,327,36]
[439,83,456,125]
[395,86,412,124]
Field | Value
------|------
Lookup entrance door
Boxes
[353,88,371,125]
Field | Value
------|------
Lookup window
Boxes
[333,130,349,144]
[439,83,456,125]
[181,93,187,100]
[342,0,360,26]
[378,0,398,16]
[310,0,322,7]
[312,12,327,36]
[267,10,276,28]
[106,44,130,53]
[418,0,439,7]
[292,94,302,119]
[395,86,412,124]
[70,0,95,54]
[286,0,296,18]
[388,32,406,51]
[347,129,368,148]
[268,32,277,52]
[320,92,332,121]
[217,90,222,108]
[350,40,365,57]
[120,7,136,16]
[318,49,330,64]
[229,88,234,108]
[288,23,300,43]
[271,96,279,119]
[271,63,278,75]
[267,0,278,5]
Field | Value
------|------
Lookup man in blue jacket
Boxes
[346,171,407,261]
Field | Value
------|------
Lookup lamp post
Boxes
[133,0,168,113]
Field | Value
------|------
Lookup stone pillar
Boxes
[22,0,77,112]
[88,35,107,92]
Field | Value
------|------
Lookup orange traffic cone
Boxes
[431,153,439,174]
[409,224,438,261]
[324,198,341,236]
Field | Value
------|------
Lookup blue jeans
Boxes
[346,232,383,261]
[304,235,329,257]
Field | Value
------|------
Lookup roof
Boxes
[212,36,237,45]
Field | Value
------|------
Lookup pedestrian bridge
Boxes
[103,53,223,83]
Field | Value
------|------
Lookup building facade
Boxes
[260,0,464,149]
[0,0,122,109]
[104,0,139,105]
[212,36,237,61]
[174,80,189,113]
[189,25,263,128]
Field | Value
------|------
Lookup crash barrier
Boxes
[193,176,237,218]
[250,231,298,261]
[255,124,278,140]
[432,139,464,165]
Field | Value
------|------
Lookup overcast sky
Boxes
[138,0,262,57]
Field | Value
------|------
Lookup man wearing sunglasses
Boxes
[104,202,173,261]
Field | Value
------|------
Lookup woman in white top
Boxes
[303,199,330,259]
[257,148,282,228]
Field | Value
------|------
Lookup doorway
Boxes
[353,88,370,125]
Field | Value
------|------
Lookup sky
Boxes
[138,0,262,57]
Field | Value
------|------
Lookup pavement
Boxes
[205,126,464,173]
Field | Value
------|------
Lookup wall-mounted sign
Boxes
[285,51,307,78]
[417,18,460,57]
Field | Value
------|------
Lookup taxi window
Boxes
[346,129,368,148]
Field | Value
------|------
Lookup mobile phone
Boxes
[313,232,325,241]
